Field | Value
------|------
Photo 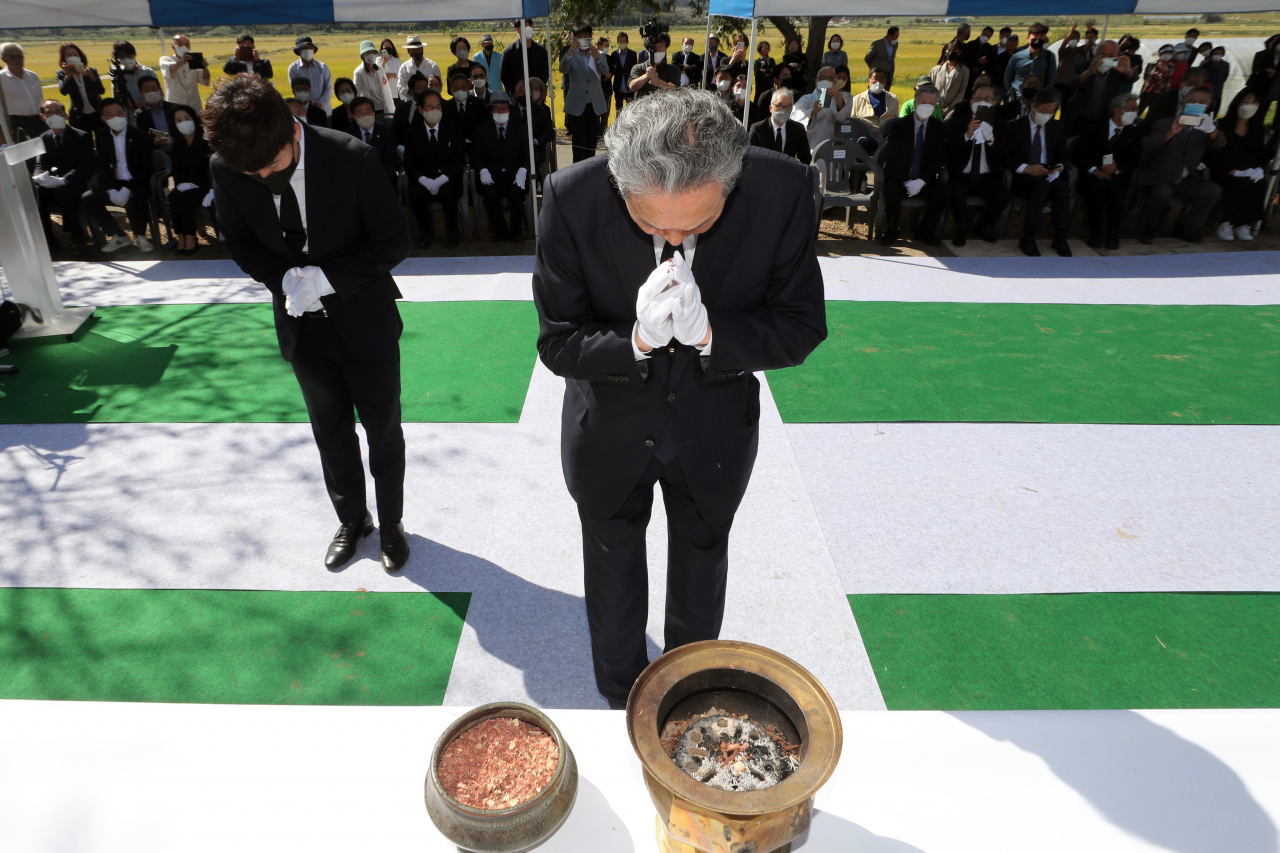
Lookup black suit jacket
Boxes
[748,119,812,165]
[532,151,826,528]
[57,69,105,123]
[469,120,530,176]
[211,123,411,363]
[346,121,400,188]
[999,114,1067,173]
[883,114,947,183]
[36,126,97,189]
[331,104,354,133]
[134,101,181,143]
[392,99,419,145]
[674,49,702,86]
[609,49,638,94]
[944,106,1005,176]
[92,125,155,191]
[443,95,491,141]
[1072,120,1142,177]
[403,119,466,183]
[700,50,729,88]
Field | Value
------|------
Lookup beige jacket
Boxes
[848,88,900,128]
[929,62,970,116]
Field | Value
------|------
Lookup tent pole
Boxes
[523,17,539,240]
[742,17,758,130]
[1099,15,1110,41]
[703,14,714,87]
[546,17,556,132]
[157,29,167,62]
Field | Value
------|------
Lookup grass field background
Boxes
[16,15,1280,129]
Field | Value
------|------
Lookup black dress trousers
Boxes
[290,312,406,528]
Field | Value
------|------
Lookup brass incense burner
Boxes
[626,641,842,853]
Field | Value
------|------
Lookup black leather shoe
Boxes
[326,512,374,570]
[952,231,967,247]
[1019,236,1041,257]
[1105,234,1121,251]
[917,231,942,247]
[381,522,410,572]
[877,228,900,246]
[1052,231,1072,257]
[1086,231,1103,249]
[445,231,461,249]
[1138,228,1155,245]
[977,220,998,243]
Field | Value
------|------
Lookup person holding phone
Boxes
[791,65,850,151]
[132,74,177,149]
[1073,94,1142,250]
[1065,40,1134,134]
[1000,88,1072,257]
[945,83,1010,246]
[159,34,209,113]
[1134,86,1224,244]
[223,34,273,80]
[54,42,105,133]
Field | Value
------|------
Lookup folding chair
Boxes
[812,137,881,240]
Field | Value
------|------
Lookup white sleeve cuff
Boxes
[696,330,712,357]
[1016,164,1028,174]
[1088,166,1097,174]
[631,321,652,360]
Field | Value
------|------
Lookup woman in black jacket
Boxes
[330,78,358,131]
[1209,88,1271,243]
[781,37,808,92]
[166,106,212,254]
[56,43,105,133]
[446,37,476,85]
[513,76,556,176]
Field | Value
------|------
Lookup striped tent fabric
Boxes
[709,0,1280,19]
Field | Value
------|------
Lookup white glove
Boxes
[108,187,131,206]
[418,175,435,193]
[34,173,67,188]
[669,253,710,347]
[175,182,199,192]
[282,266,334,318]
[397,144,405,155]
[202,189,215,207]
[1248,167,1265,182]
[480,168,493,186]
[435,174,449,191]
[1045,169,1060,183]
[634,261,678,349]
[1197,115,1216,134]
[514,167,528,190]
[904,178,925,197]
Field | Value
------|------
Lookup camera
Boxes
[639,17,668,52]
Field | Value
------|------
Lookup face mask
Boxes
[339,92,354,104]
[1185,37,1196,46]
[456,49,467,61]
[47,115,67,130]
[1212,54,1224,63]
[772,109,788,126]
[1022,87,1040,101]
[1160,53,1173,61]
[777,78,789,88]
[973,100,994,109]
[121,58,136,70]
[66,55,81,67]
[473,78,486,90]
[888,40,897,47]
[352,115,374,131]
[175,46,189,57]
[1121,110,1138,126]
[716,80,730,92]
[105,116,128,132]
[523,26,534,39]
[453,89,468,102]
[294,91,310,103]
[362,53,377,66]
[176,119,196,135]
[618,43,628,50]
[1032,111,1052,126]
[947,52,962,63]
[1183,102,1207,117]
[1238,103,1260,119]
[978,35,989,44]
[830,41,841,50]
[836,78,848,89]
[493,112,509,126]
[300,49,314,61]
[296,115,308,124]
[816,79,833,90]
[248,148,297,194]
[1000,36,1008,45]
[579,38,591,50]
[423,108,442,125]
[683,44,692,53]
[1030,39,1046,50]
[733,88,746,101]
[653,51,666,63]
[144,91,162,105]
[868,81,884,94]
[914,103,935,119]
[1067,40,1078,49]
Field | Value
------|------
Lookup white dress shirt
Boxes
[71,74,96,114]
[397,55,442,100]
[111,128,133,181]
[272,123,335,311]
[962,122,994,175]
[631,233,711,360]
[1,66,44,115]
[158,53,207,113]
[791,88,853,149]
[287,58,333,115]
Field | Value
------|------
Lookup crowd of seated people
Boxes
[7,20,1279,258]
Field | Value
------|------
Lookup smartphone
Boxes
[818,88,828,108]
[1100,58,1119,68]
[235,45,254,62]
[1102,153,1114,166]
[148,128,170,142]
[186,51,203,67]
[975,104,996,124]
[1177,113,1201,126]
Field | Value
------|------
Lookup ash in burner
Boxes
[663,708,800,791]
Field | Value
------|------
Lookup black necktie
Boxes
[775,127,782,148]
[279,181,306,255]
[430,128,437,144]
[660,241,677,262]
[969,138,982,174]
[364,130,371,144]
[498,127,505,142]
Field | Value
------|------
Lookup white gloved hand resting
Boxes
[202,189,215,207]
[282,266,334,318]
[634,261,678,349]
[904,178,925,197]
[435,174,449,190]
[514,167,528,190]
[669,253,710,347]
[480,168,493,186]
[1248,167,1265,182]
[175,182,199,192]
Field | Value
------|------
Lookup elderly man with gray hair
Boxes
[533,88,826,709]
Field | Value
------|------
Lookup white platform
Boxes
[3,700,1277,853]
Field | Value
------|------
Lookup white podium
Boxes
[0,137,95,340]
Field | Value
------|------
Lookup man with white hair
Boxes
[158,34,210,112]
[533,88,826,709]
[747,89,811,164]
[1,42,46,141]
[791,65,852,150]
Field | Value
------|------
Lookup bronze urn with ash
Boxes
[627,641,842,853]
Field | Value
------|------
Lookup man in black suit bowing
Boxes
[879,85,948,246]
[205,76,413,571]
[532,89,826,709]
[999,87,1071,257]
[747,90,812,164]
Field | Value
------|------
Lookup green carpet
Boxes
[0,302,538,424]
[0,588,470,705]
[850,593,1280,711]
[769,303,1280,424]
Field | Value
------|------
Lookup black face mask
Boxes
[248,144,298,194]
[1030,38,1047,50]
[1022,87,1040,102]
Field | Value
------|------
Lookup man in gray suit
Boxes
[560,20,610,163]
[864,26,899,90]
[1135,85,1225,243]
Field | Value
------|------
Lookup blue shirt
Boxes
[474,49,504,92]
[1004,48,1057,95]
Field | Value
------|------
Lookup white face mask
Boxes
[106,116,128,132]
[978,35,989,44]
[815,79,834,90]
[523,26,534,40]
[473,78,487,90]
[733,88,746,101]
[423,108,442,125]
[66,55,81,67]
[144,90,162,105]
[300,49,314,61]
[174,46,188,57]
[1098,64,1111,75]
[456,49,468,61]
[176,119,196,135]
[492,112,509,126]
[355,114,375,130]
[716,80,730,92]
[1160,53,1173,62]
[868,81,884,94]
[362,52,377,66]
[973,100,994,109]
[1239,103,1260,119]
[1032,111,1052,126]
[1212,54,1224,63]
[772,108,788,126]
[1121,109,1138,125]
[121,57,136,70]
[339,92,354,104]
[294,91,310,103]
[653,51,666,63]
[1067,40,1078,49]
[453,89,468,102]
[914,103,935,119]
[1185,37,1196,46]
[578,38,591,50]
[830,41,841,50]
[47,115,67,130]
[683,44,692,53]
[1000,36,1008,45]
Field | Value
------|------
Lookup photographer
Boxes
[628,33,680,98]
[159,34,209,113]
[110,41,153,115]
[223,34,273,80]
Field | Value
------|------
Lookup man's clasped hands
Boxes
[634,252,711,352]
